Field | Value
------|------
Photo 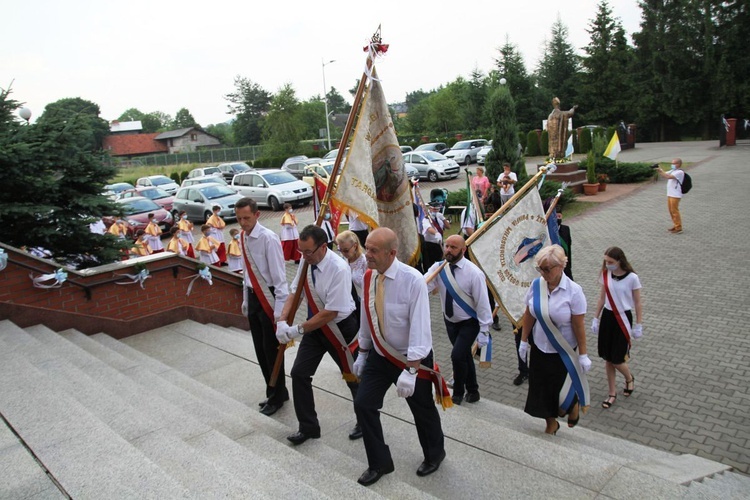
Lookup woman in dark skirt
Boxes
[518,245,590,434]
[592,247,643,409]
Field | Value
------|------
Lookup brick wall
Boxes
[0,245,246,338]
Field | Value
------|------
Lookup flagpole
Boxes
[269,26,385,388]
[425,165,550,284]
[543,188,564,221]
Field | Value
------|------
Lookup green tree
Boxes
[225,76,271,145]
[425,87,461,134]
[117,108,169,133]
[536,16,581,112]
[580,1,635,125]
[495,37,546,132]
[297,98,327,140]
[326,86,351,114]
[0,89,123,266]
[117,108,145,122]
[173,108,198,129]
[464,68,489,131]
[205,122,233,145]
[485,85,526,184]
[263,83,304,155]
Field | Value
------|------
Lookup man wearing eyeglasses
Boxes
[276,225,361,445]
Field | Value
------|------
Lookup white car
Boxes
[444,139,489,166]
[231,169,313,211]
[186,166,223,179]
[403,151,460,182]
[135,175,180,195]
[476,145,493,165]
[181,175,228,187]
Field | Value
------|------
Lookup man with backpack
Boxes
[655,158,688,234]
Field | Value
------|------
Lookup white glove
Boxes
[477,331,490,348]
[396,369,417,398]
[241,287,249,316]
[275,323,300,344]
[591,317,599,334]
[518,340,529,362]
[353,351,369,378]
[632,324,643,339]
[578,354,592,373]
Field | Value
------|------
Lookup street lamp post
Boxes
[322,59,335,151]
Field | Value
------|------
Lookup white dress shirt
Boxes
[460,208,477,235]
[421,213,446,244]
[425,257,493,331]
[358,259,432,361]
[291,248,356,322]
[242,222,290,318]
[348,211,369,231]
[524,274,586,353]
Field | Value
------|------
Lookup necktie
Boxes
[308,264,318,319]
[444,264,457,318]
[375,273,386,336]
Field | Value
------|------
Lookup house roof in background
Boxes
[109,120,142,133]
[102,133,168,156]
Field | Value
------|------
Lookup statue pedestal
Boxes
[537,162,586,194]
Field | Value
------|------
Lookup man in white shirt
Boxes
[496,163,518,206]
[276,225,361,445]
[236,198,290,417]
[421,202,450,271]
[352,228,446,486]
[425,235,493,405]
[655,158,685,234]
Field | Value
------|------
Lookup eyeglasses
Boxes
[299,243,325,257]
[535,264,559,274]
[338,245,354,254]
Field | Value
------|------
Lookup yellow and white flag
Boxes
[332,70,419,265]
[603,132,621,160]
[468,187,551,325]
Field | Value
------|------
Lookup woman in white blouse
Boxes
[519,245,590,434]
[335,230,367,321]
[592,247,643,409]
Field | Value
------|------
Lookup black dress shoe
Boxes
[513,373,528,386]
[465,391,480,403]
[451,395,462,405]
[258,399,268,408]
[492,320,502,331]
[286,430,320,445]
[416,450,446,477]
[357,463,395,486]
[259,402,281,416]
[348,423,363,440]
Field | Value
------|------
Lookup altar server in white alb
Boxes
[425,235,492,405]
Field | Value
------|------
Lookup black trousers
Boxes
[445,317,479,398]
[247,289,288,405]
[422,241,442,271]
[353,229,369,248]
[291,312,359,435]
[354,351,444,470]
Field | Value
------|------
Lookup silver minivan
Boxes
[231,169,312,211]
[172,183,243,222]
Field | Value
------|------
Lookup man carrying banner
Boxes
[421,202,450,270]
[276,225,361,444]
[236,197,290,417]
[353,227,446,486]
[426,235,492,405]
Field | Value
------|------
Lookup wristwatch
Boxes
[406,366,418,375]
[297,324,305,335]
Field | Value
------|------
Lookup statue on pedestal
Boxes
[547,97,577,160]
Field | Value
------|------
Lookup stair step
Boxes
[0,336,186,499]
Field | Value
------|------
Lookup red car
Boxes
[104,197,174,239]
[118,187,175,213]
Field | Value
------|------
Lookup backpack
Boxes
[677,170,692,194]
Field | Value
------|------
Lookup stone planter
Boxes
[598,182,607,192]
[583,183,600,196]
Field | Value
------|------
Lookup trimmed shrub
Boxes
[170,172,180,183]
[526,131,540,156]
[446,188,468,207]
[579,128,592,154]
[180,170,190,182]
[518,131,527,152]
[540,130,549,157]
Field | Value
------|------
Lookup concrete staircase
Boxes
[1,319,747,499]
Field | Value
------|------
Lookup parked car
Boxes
[476,145,492,165]
[117,187,175,212]
[444,139,489,166]
[103,182,135,199]
[217,162,254,182]
[135,175,180,195]
[181,175,228,187]
[282,158,321,180]
[322,148,349,161]
[403,151,460,182]
[405,164,419,179]
[172,183,243,222]
[107,196,174,238]
[414,142,450,155]
[186,166,222,180]
[301,161,338,186]
[281,155,308,168]
[231,169,312,211]
[400,145,413,153]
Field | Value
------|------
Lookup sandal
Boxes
[545,420,560,435]
[601,395,617,409]
[567,403,580,428]
[624,377,635,397]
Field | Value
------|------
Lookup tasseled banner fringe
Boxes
[436,394,454,410]
[342,372,358,383]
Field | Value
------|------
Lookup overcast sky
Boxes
[2,0,642,127]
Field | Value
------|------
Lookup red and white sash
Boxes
[302,270,358,381]
[240,231,276,324]
[363,269,453,409]
[603,270,632,347]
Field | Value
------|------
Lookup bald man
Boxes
[352,228,445,486]
[425,235,493,405]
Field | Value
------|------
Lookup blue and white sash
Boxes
[531,277,589,410]
[438,262,478,319]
